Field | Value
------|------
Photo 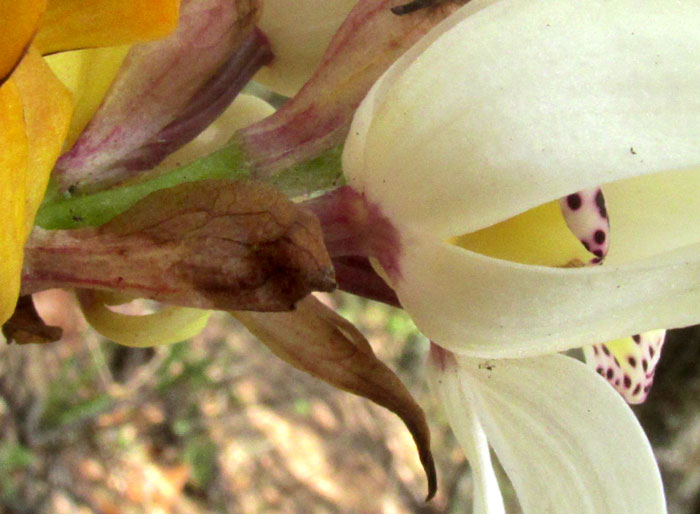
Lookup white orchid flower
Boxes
[336,0,700,511]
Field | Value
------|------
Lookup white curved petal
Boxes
[394,233,700,358]
[426,351,505,514]
[604,167,700,264]
[344,0,700,238]
[457,354,665,514]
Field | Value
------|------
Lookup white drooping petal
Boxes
[426,351,505,514]
[456,353,665,514]
[343,0,700,239]
[603,167,700,265]
[254,0,357,96]
[394,232,700,358]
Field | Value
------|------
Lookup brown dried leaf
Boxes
[234,295,437,500]
[23,180,335,311]
[2,295,62,345]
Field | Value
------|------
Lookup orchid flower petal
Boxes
[0,79,28,324]
[45,45,130,149]
[255,0,357,96]
[0,0,46,82]
[393,233,700,358]
[559,188,610,263]
[426,348,505,514]
[34,0,180,55]
[344,0,700,239]
[12,48,73,231]
[453,353,665,514]
[602,167,700,265]
[78,290,211,347]
[583,330,667,405]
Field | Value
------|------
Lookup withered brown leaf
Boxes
[22,180,335,311]
[234,295,437,500]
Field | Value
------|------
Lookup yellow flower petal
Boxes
[45,45,130,148]
[12,47,73,232]
[0,79,29,324]
[34,0,180,55]
[0,0,46,82]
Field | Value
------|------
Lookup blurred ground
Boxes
[0,290,698,513]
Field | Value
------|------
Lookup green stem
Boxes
[35,141,344,230]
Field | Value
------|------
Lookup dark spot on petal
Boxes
[633,334,641,343]
[591,257,602,264]
[602,345,610,356]
[614,357,620,367]
[624,375,632,388]
[593,346,599,355]
[566,193,582,210]
[582,241,591,251]
[606,368,614,380]
[644,385,651,393]
[596,367,604,375]
[628,356,637,367]
[595,190,608,218]
[649,346,655,358]
[633,384,641,395]
[615,379,620,386]
[594,249,604,258]
[642,359,648,371]
[594,230,606,244]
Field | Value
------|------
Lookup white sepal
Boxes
[344,0,700,239]
[426,350,505,514]
[456,353,665,514]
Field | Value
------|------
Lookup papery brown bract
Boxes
[22,180,335,312]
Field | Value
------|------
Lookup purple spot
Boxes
[594,230,606,244]
[593,346,599,355]
[595,190,608,219]
[644,385,651,393]
[623,375,632,388]
[606,368,614,380]
[615,379,620,386]
[633,384,641,395]
[591,257,602,264]
[566,193,582,210]
[582,241,591,252]
[642,359,648,372]
[628,356,637,367]
[649,346,655,358]
[602,345,610,356]
[596,367,604,375]
[593,249,604,258]
[633,334,641,344]
[614,357,620,367]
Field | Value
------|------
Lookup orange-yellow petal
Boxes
[12,47,73,232]
[0,0,47,82]
[45,45,129,149]
[0,79,29,324]
[34,0,180,55]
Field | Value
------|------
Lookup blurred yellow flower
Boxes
[0,0,181,324]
